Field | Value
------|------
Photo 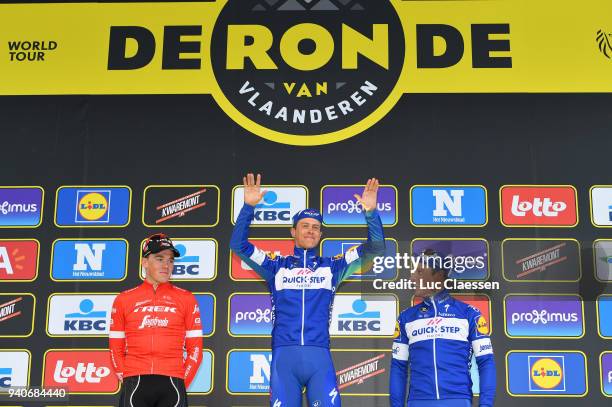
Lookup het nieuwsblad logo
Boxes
[209,0,406,145]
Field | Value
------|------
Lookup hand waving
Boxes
[243,173,267,206]
[354,178,379,212]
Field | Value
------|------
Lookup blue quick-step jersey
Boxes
[230,203,385,348]
[390,290,496,407]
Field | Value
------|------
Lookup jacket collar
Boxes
[142,279,171,291]
[293,246,318,259]
[423,289,451,306]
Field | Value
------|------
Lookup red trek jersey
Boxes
[108,281,203,388]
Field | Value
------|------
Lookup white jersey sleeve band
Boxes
[472,337,493,357]
[392,342,409,361]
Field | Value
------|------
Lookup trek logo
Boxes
[591,186,612,226]
[55,186,131,227]
[51,239,128,281]
[321,185,397,225]
[226,350,271,394]
[411,186,487,226]
[500,186,577,226]
[47,295,115,336]
[507,351,587,396]
[0,239,38,281]
[0,187,43,227]
[331,295,396,336]
[142,185,220,227]
[133,306,176,313]
[43,350,119,393]
[229,293,273,336]
[504,295,583,338]
[0,351,30,388]
[232,186,307,226]
[140,239,217,281]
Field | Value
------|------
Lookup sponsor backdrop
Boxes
[0,0,611,406]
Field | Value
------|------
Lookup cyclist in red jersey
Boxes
[109,233,203,407]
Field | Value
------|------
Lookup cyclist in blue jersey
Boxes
[390,249,496,407]
[230,173,385,407]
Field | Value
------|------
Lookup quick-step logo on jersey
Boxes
[0,350,30,388]
[321,238,398,280]
[330,295,396,336]
[504,294,584,338]
[51,239,128,281]
[500,185,578,227]
[186,350,214,394]
[232,186,308,226]
[55,186,131,227]
[228,293,273,336]
[47,294,116,337]
[410,185,487,226]
[0,187,43,227]
[506,351,587,396]
[321,185,397,226]
[43,350,119,393]
[210,0,406,145]
[140,239,217,281]
[226,350,272,394]
[0,239,39,281]
[275,266,333,290]
[231,239,294,280]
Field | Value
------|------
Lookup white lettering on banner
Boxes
[405,317,469,344]
[608,370,612,383]
[73,243,106,271]
[133,306,176,313]
[510,195,567,217]
[161,195,200,218]
[0,247,14,275]
[471,338,493,357]
[53,360,110,383]
[275,267,332,290]
[250,354,271,385]
[0,201,38,215]
[138,315,169,329]
[432,190,463,217]
[235,308,271,323]
[511,310,578,325]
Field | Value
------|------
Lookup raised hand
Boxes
[243,173,267,206]
[354,178,379,212]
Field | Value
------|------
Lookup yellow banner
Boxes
[0,0,610,95]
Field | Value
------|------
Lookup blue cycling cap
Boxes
[292,208,323,227]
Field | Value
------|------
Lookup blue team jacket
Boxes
[390,290,496,407]
[230,203,384,348]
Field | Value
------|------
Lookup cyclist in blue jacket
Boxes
[230,173,385,407]
[390,250,496,407]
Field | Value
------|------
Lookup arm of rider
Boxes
[183,292,203,389]
[108,295,126,382]
[390,318,410,407]
[229,173,278,282]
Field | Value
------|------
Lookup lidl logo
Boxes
[51,239,128,281]
[476,316,489,335]
[321,238,397,280]
[187,350,213,394]
[55,186,131,227]
[77,191,109,221]
[506,351,587,396]
[226,350,271,394]
[410,186,487,226]
[47,294,115,336]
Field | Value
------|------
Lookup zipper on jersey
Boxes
[301,249,306,346]
[432,297,440,399]
[151,286,156,374]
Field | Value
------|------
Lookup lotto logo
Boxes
[43,350,119,393]
[500,186,577,226]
